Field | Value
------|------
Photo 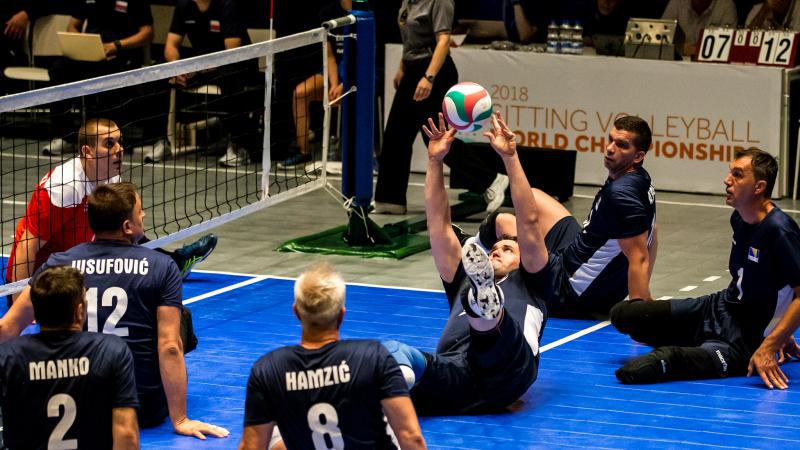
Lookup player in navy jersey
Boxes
[611,147,800,388]
[0,266,139,449]
[0,182,229,439]
[240,263,426,450]
[377,113,550,415]
[455,115,657,318]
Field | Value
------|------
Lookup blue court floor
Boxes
[4,266,800,448]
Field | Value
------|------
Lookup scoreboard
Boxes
[696,28,798,67]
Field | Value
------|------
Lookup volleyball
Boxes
[442,82,493,132]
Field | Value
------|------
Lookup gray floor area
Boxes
[177,171,800,299]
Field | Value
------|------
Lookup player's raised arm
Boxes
[423,113,461,283]
[484,112,547,273]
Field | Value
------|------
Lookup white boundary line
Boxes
[188,271,612,351]
[183,275,269,305]
[540,321,611,353]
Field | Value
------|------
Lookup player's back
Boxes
[245,339,408,450]
[45,240,183,417]
[0,331,138,450]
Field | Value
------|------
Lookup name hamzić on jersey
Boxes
[286,360,351,391]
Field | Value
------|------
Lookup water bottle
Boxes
[546,20,559,54]
[558,20,572,54]
[572,21,584,55]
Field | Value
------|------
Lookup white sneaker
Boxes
[218,144,250,167]
[461,241,504,319]
[143,140,169,163]
[42,138,66,156]
[483,173,509,213]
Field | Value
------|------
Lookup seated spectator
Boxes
[1,0,40,94]
[1,182,230,439]
[0,266,139,449]
[746,0,800,30]
[502,0,593,44]
[662,0,737,56]
[145,0,263,167]
[42,0,153,155]
[585,0,636,40]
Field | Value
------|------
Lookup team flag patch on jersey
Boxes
[115,0,128,12]
[748,247,760,263]
[210,20,221,32]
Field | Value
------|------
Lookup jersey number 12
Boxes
[86,286,129,336]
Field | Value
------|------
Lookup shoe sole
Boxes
[462,242,503,319]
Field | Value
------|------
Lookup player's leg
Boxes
[610,295,710,348]
[293,74,324,158]
[382,340,427,388]
[531,188,572,239]
[615,339,747,384]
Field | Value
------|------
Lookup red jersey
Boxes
[6,159,121,281]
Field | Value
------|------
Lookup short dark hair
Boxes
[88,182,138,233]
[30,266,85,328]
[735,147,778,198]
[78,118,119,152]
[614,116,652,154]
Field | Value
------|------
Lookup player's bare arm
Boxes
[748,287,800,389]
[111,407,139,450]
[618,231,653,300]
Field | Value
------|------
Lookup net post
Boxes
[341,8,375,209]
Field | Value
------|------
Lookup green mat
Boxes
[276,198,490,259]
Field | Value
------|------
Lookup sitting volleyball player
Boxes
[382,112,552,415]
[0,266,139,449]
[239,263,426,450]
[6,117,217,289]
[611,148,800,388]
[0,182,228,439]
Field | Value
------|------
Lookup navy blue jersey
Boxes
[244,340,408,450]
[723,207,800,347]
[170,0,249,56]
[0,331,137,450]
[37,240,183,415]
[560,166,656,305]
[441,264,548,358]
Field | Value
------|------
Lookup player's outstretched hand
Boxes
[483,112,516,158]
[778,335,800,363]
[422,113,457,162]
[174,417,230,439]
[748,343,789,389]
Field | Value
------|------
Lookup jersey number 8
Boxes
[307,402,344,449]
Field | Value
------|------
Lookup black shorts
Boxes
[410,310,538,415]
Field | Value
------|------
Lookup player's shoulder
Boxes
[42,159,86,208]
[765,206,800,234]
[606,167,652,200]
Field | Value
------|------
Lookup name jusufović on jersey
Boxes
[70,257,150,275]
[29,357,90,380]
[286,361,351,391]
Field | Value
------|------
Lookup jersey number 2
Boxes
[86,286,129,336]
[308,402,344,449]
[47,394,77,449]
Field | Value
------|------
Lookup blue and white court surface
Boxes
[3,268,800,449]
[139,270,800,449]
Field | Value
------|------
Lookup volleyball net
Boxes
[0,19,354,295]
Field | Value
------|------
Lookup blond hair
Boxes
[294,262,345,330]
